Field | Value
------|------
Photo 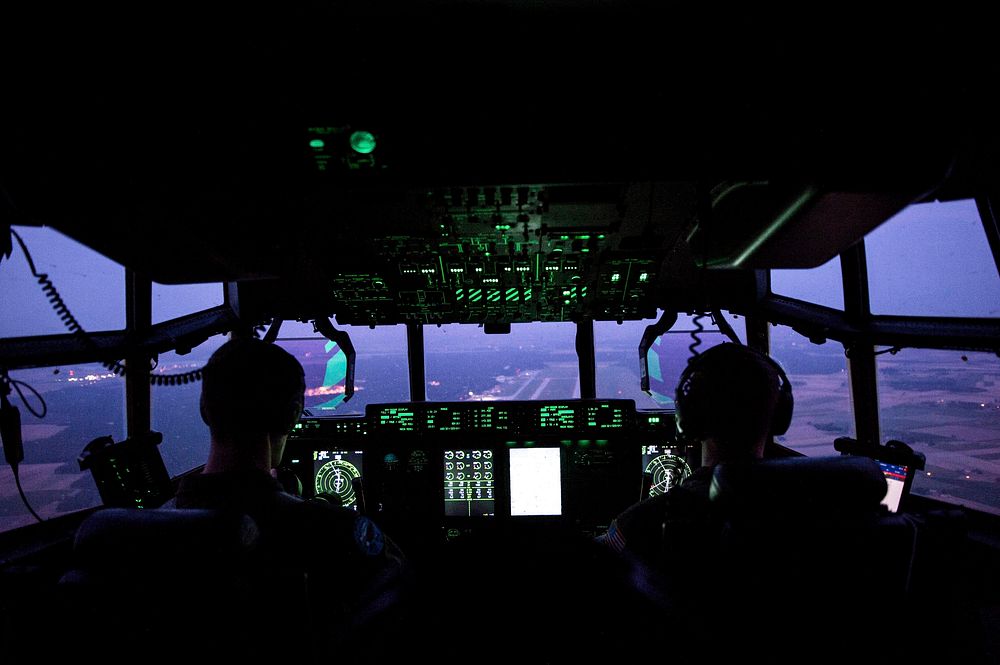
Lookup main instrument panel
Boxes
[281,399,694,547]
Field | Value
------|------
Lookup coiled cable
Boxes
[9,228,204,386]
[688,313,706,358]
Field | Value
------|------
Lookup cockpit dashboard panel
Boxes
[282,400,690,543]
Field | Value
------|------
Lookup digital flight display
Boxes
[444,449,495,517]
[640,444,691,499]
[879,461,910,513]
[509,447,562,516]
[314,449,364,510]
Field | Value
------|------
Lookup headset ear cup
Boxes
[765,360,793,436]
[674,392,690,442]
[770,381,794,436]
[674,368,704,443]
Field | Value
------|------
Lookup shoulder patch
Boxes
[353,515,385,556]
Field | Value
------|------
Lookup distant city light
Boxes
[67,372,116,383]
[305,385,351,397]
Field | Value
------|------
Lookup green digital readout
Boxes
[468,404,508,430]
[377,407,416,431]
[583,403,626,428]
[293,419,323,432]
[426,406,462,432]
[539,404,575,429]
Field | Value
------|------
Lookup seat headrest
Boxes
[710,455,888,517]
[72,507,260,570]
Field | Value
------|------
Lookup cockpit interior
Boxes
[2,3,1000,664]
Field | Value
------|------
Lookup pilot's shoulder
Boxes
[292,499,389,558]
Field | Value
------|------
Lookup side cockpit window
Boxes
[866,199,1000,318]
[864,199,1000,517]
[153,282,225,324]
[3,226,125,336]
[771,255,844,311]
[770,258,855,457]
[2,227,130,533]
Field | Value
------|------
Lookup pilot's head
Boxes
[200,337,305,469]
[674,343,793,465]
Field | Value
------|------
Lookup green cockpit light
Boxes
[350,131,377,154]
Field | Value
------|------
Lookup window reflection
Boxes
[275,320,409,416]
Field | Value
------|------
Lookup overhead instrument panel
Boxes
[331,184,662,325]
[235,181,699,326]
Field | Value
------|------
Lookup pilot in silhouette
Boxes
[599,342,793,564]
[173,336,406,651]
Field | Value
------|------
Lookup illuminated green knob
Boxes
[349,130,377,154]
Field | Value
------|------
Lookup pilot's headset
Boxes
[674,343,793,445]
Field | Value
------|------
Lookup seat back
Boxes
[63,506,260,575]
[704,456,919,662]
[58,507,306,662]
[636,456,926,663]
